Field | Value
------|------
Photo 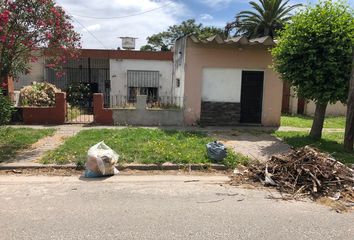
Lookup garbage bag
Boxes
[85,141,119,178]
[206,141,227,162]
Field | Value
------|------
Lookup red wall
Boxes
[93,93,113,125]
[22,92,66,125]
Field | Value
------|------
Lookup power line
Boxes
[71,16,108,49]
[71,1,173,20]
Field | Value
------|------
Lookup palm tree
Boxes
[225,0,301,38]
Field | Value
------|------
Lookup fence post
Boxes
[93,93,113,125]
[136,95,147,110]
[54,92,66,124]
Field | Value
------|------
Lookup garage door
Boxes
[200,68,242,126]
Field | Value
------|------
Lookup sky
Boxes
[56,0,354,50]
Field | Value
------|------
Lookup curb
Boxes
[0,164,229,171]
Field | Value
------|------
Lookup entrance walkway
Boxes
[210,131,292,162]
[0,125,83,167]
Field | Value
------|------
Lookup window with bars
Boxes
[127,70,160,102]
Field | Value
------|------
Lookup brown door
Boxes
[240,71,264,124]
[282,82,291,114]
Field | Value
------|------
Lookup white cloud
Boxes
[199,0,243,9]
[56,0,189,49]
[82,24,101,32]
[200,13,214,21]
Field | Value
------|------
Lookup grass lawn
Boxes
[0,127,55,163]
[274,131,353,164]
[41,128,249,168]
[281,115,345,128]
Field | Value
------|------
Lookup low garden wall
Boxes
[21,92,66,125]
[93,94,184,126]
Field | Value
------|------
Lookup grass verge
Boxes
[274,131,353,164]
[281,115,345,129]
[0,127,55,163]
[41,128,249,168]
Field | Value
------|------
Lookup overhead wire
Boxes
[71,16,108,49]
[65,1,175,49]
[70,1,173,20]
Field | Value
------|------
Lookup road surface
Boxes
[0,175,353,240]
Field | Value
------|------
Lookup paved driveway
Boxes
[210,132,292,161]
[0,175,353,240]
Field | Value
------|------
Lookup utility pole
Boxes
[344,52,354,151]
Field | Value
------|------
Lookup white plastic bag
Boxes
[85,141,119,177]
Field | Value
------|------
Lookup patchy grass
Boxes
[0,127,55,163]
[274,131,353,164]
[281,115,345,129]
[41,128,249,168]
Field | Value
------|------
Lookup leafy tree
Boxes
[140,44,155,51]
[144,19,225,51]
[272,0,354,140]
[0,0,81,79]
[226,0,301,38]
[66,83,92,108]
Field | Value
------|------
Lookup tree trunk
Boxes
[344,52,354,152]
[310,102,327,140]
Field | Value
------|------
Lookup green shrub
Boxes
[20,82,61,107]
[0,91,14,125]
[66,83,92,108]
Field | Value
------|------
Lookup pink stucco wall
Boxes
[183,39,283,127]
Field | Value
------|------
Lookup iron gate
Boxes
[45,57,111,124]
[65,83,95,124]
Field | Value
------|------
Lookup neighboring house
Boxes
[16,49,173,106]
[173,35,282,127]
[282,85,347,116]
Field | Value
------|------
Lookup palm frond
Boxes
[226,0,301,38]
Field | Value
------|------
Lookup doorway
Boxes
[240,71,264,124]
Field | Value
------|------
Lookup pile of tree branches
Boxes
[246,146,354,201]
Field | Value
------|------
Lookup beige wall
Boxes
[183,39,283,127]
[305,101,347,116]
[15,56,45,90]
[288,91,347,116]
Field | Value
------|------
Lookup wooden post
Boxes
[344,52,354,151]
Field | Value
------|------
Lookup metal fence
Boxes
[146,96,184,109]
[107,95,137,109]
[107,95,184,109]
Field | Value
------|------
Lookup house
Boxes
[173,35,283,127]
[14,35,285,127]
[282,85,347,116]
[16,49,173,106]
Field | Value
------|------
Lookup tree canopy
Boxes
[140,19,224,51]
[0,0,81,78]
[272,0,354,139]
[226,0,301,38]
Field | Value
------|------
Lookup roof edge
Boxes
[188,34,275,46]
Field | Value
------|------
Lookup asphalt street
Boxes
[0,175,353,240]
